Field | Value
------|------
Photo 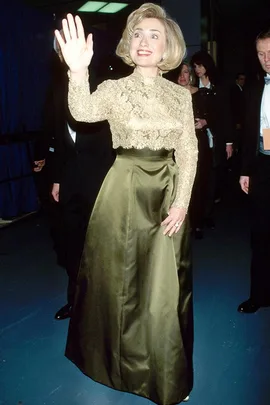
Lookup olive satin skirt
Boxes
[65,148,194,405]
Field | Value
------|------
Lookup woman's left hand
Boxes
[161,207,187,237]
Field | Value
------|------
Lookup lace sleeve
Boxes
[172,91,198,210]
[68,73,114,123]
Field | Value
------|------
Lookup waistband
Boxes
[116,147,173,159]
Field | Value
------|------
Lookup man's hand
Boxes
[226,144,233,159]
[52,183,60,202]
[239,176,249,194]
[195,118,207,130]
[33,159,45,172]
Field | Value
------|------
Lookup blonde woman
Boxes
[55,3,197,404]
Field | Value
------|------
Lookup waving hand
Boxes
[55,14,93,74]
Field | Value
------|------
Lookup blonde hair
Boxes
[178,61,196,85]
[116,3,186,73]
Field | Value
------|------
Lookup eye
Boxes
[151,34,158,39]
[134,32,140,38]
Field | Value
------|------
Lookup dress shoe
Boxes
[237,299,260,314]
[54,304,72,320]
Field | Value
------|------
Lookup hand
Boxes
[195,118,207,130]
[52,183,60,202]
[226,144,233,159]
[161,207,187,237]
[55,14,93,74]
[33,159,45,172]
[239,176,249,194]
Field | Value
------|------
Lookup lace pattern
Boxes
[68,70,198,209]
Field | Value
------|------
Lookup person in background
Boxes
[230,73,246,161]
[47,34,113,320]
[55,3,197,404]
[190,51,233,226]
[238,28,270,313]
[177,62,212,239]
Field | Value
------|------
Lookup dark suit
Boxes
[241,77,270,306]
[194,81,233,218]
[45,54,114,305]
[230,83,245,150]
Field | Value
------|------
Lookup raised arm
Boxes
[55,14,112,123]
[55,14,93,83]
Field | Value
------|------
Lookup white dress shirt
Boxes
[259,74,270,154]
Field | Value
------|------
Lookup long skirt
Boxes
[65,148,194,405]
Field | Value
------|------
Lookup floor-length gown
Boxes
[65,70,198,405]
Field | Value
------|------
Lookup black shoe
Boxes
[54,304,72,320]
[237,299,260,314]
[194,228,204,239]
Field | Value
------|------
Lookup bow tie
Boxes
[265,77,270,85]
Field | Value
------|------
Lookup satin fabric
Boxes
[66,148,194,405]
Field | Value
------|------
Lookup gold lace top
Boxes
[68,70,198,209]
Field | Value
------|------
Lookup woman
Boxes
[55,4,198,405]
[177,62,212,239]
[190,51,233,221]
[177,62,198,94]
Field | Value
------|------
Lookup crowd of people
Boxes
[33,2,270,404]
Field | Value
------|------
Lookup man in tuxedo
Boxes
[238,28,270,313]
[48,40,113,320]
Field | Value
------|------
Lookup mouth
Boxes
[137,50,152,56]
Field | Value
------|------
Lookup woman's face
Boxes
[194,63,206,78]
[129,18,166,70]
[177,64,190,86]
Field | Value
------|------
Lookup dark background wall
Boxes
[0,0,53,134]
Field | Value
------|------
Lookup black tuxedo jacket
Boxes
[193,80,233,165]
[241,78,265,176]
[230,83,245,127]
[43,57,114,205]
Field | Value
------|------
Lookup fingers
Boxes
[62,18,71,42]
[52,193,59,202]
[67,13,78,40]
[51,189,59,202]
[55,29,66,49]
[86,33,93,52]
[75,15,86,40]
[164,220,182,236]
[240,182,248,194]
[161,216,182,236]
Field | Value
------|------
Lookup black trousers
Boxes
[189,133,213,229]
[59,194,92,305]
[249,153,270,306]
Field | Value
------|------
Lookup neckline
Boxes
[132,69,163,85]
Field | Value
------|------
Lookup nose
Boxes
[140,35,149,47]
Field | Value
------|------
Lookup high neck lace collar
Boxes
[132,69,163,85]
